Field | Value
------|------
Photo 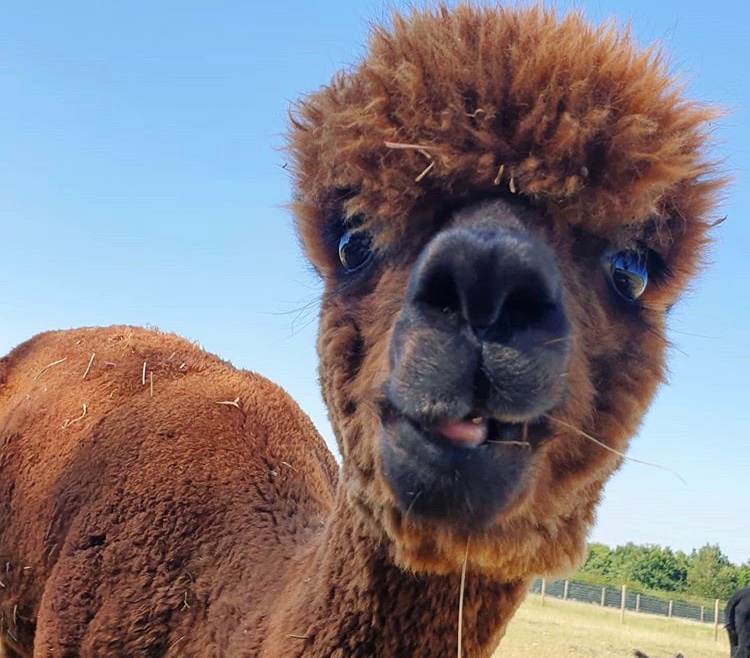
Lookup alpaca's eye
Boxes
[603,248,648,301]
[338,230,373,273]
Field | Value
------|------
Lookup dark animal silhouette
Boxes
[727,587,750,658]
[1,4,724,657]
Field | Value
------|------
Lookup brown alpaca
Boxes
[0,5,723,658]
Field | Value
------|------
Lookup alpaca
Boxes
[0,4,723,658]
[727,587,750,658]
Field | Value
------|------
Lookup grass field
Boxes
[495,594,729,658]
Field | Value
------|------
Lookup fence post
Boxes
[620,585,627,624]
[714,599,720,641]
[600,587,606,607]
[635,593,640,613]
[701,605,705,623]
[540,577,546,607]
[668,600,673,618]
[563,580,569,601]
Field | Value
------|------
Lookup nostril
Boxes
[502,286,553,331]
[473,286,554,342]
[412,263,462,317]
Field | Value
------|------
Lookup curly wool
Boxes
[290,4,721,254]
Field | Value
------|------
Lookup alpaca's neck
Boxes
[261,494,528,658]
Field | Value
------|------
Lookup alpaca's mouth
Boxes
[380,403,547,529]
[389,405,544,452]
[434,414,534,449]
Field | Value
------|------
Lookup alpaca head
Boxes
[288,5,722,578]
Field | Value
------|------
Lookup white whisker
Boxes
[485,440,531,448]
[545,415,686,484]
[457,537,469,658]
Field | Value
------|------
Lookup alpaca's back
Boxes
[0,325,337,657]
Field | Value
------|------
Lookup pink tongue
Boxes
[438,419,488,447]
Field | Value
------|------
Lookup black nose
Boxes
[408,226,566,343]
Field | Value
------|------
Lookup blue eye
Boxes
[338,230,373,273]
[603,249,649,301]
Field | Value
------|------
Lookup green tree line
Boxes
[576,542,750,601]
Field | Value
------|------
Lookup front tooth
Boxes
[470,416,484,425]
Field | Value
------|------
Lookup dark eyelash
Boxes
[322,211,346,253]
[322,188,360,248]
[645,248,671,284]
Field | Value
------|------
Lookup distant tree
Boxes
[609,542,642,581]
[580,542,614,577]
[736,563,750,589]
[626,545,688,592]
[674,549,691,590]
[686,544,738,600]
[578,541,746,600]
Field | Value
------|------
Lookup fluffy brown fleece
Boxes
[1,4,724,658]
[290,3,722,575]
[0,327,338,657]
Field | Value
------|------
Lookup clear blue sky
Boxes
[1,0,748,566]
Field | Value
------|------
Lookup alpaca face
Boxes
[308,186,674,577]
[289,5,721,577]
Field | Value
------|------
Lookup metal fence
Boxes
[529,578,726,627]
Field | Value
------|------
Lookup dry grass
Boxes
[496,594,728,658]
